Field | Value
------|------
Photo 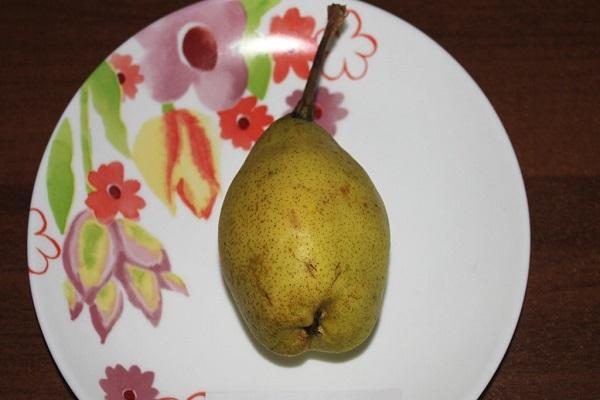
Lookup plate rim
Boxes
[27,0,531,398]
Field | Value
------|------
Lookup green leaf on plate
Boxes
[79,86,93,192]
[245,42,273,100]
[241,0,279,98]
[241,0,280,33]
[85,61,130,157]
[47,118,75,233]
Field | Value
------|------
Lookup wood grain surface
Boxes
[1,1,599,398]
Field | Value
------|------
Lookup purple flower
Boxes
[62,211,188,343]
[99,365,159,400]
[285,87,348,135]
[137,0,248,111]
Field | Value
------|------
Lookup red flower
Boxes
[269,8,317,83]
[218,97,274,150]
[315,9,378,81]
[85,162,146,224]
[109,53,144,100]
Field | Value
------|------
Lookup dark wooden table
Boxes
[1,1,599,398]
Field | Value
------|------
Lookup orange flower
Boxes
[109,53,144,100]
[218,97,274,150]
[269,8,317,83]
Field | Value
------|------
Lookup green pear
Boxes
[218,4,389,356]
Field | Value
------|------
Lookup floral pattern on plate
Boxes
[138,1,248,111]
[219,96,275,149]
[28,0,377,393]
[317,9,377,80]
[63,162,188,343]
[285,87,348,135]
[100,364,205,400]
[28,208,61,275]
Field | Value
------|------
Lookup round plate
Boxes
[28,1,530,399]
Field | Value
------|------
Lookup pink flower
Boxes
[137,1,248,111]
[62,210,188,343]
[316,9,377,81]
[85,162,146,225]
[99,365,159,400]
[109,54,144,100]
[285,87,348,135]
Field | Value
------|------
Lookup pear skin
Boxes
[219,117,389,356]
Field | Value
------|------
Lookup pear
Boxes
[219,4,389,356]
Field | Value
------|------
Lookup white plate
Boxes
[28,1,530,399]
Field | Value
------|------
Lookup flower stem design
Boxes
[162,103,175,114]
[80,86,93,193]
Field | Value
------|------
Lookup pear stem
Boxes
[292,4,347,121]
